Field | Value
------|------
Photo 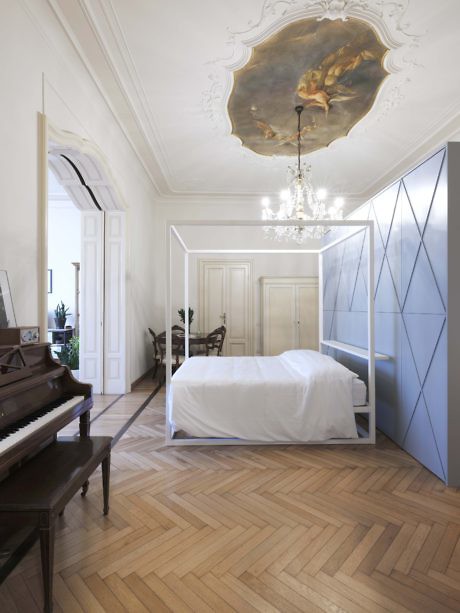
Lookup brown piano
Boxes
[0,343,99,611]
[0,343,92,478]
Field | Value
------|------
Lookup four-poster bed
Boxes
[165,219,386,446]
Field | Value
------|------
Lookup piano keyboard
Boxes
[0,395,85,455]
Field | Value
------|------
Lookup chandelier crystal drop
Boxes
[261,105,344,244]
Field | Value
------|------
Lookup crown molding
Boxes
[74,0,177,197]
[22,0,164,197]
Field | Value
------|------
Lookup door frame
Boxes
[39,115,128,394]
[198,259,254,356]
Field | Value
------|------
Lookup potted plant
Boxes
[178,307,194,328]
[54,301,71,329]
[58,336,79,377]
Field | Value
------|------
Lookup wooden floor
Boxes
[1,379,460,612]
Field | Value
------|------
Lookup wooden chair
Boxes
[148,328,161,379]
[205,325,226,356]
[156,331,185,383]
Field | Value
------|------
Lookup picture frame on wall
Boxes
[48,268,53,294]
[0,270,17,328]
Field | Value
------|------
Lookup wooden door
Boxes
[199,260,252,356]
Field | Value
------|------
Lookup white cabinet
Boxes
[260,277,318,356]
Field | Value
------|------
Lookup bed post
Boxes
[165,223,173,444]
[318,251,323,352]
[367,221,376,444]
[184,251,190,359]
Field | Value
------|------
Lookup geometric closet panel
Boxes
[323,148,449,482]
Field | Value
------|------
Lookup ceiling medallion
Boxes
[202,1,423,138]
[228,17,389,157]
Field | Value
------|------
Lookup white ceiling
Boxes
[49,0,460,214]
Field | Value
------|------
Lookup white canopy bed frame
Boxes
[165,219,386,446]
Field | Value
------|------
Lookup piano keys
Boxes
[0,394,85,454]
[0,343,92,477]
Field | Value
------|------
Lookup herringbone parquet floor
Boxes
[1,378,460,612]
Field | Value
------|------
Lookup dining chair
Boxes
[148,328,161,379]
[205,325,226,356]
[156,331,185,384]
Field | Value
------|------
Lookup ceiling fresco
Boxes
[228,18,389,157]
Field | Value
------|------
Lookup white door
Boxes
[297,283,319,350]
[264,284,296,356]
[80,211,104,393]
[104,212,126,394]
[199,260,252,356]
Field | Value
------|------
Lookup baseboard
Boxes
[131,367,154,389]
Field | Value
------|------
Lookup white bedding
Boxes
[170,350,358,441]
[352,378,367,407]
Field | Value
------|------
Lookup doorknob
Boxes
[221,312,227,325]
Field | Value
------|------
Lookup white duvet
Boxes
[169,350,358,441]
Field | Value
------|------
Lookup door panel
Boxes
[298,285,319,350]
[227,265,249,355]
[104,212,126,393]
[261,277,318,356]
[227,341,247,356]
[265,285,295,355]
[202,266,225,333]
[80,211,103,393]
[200,261,252,356]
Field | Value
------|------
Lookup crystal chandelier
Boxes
[261,105,344,243]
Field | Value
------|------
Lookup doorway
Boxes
[47,169,81,377]
[199,260,253,356]
[43,124,127,394]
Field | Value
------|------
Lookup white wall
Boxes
[0,0,158,384]
[159,205,318,354]
[47,199,80,329]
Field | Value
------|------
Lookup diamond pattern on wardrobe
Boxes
[375,256,400,313]
[372,182,400,248]
[369,202,386,292]
[422,322,447,475]
[403,149,445,235]
[326,151,448,482]
[399,183,421,305]
[403,313,445,385]
[403,394,445,481]
[423,154,448,306]
[403,244,445,315]
[399,319,422,439]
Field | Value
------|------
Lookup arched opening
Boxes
[40,124,127,394]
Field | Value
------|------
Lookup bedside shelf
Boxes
[321,340,389,361]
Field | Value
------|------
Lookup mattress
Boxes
[352,378,367,406]
[169,349,359,442]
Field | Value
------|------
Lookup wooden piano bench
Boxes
[0,436,112,613]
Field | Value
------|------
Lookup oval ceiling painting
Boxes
[228,18,389,156]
